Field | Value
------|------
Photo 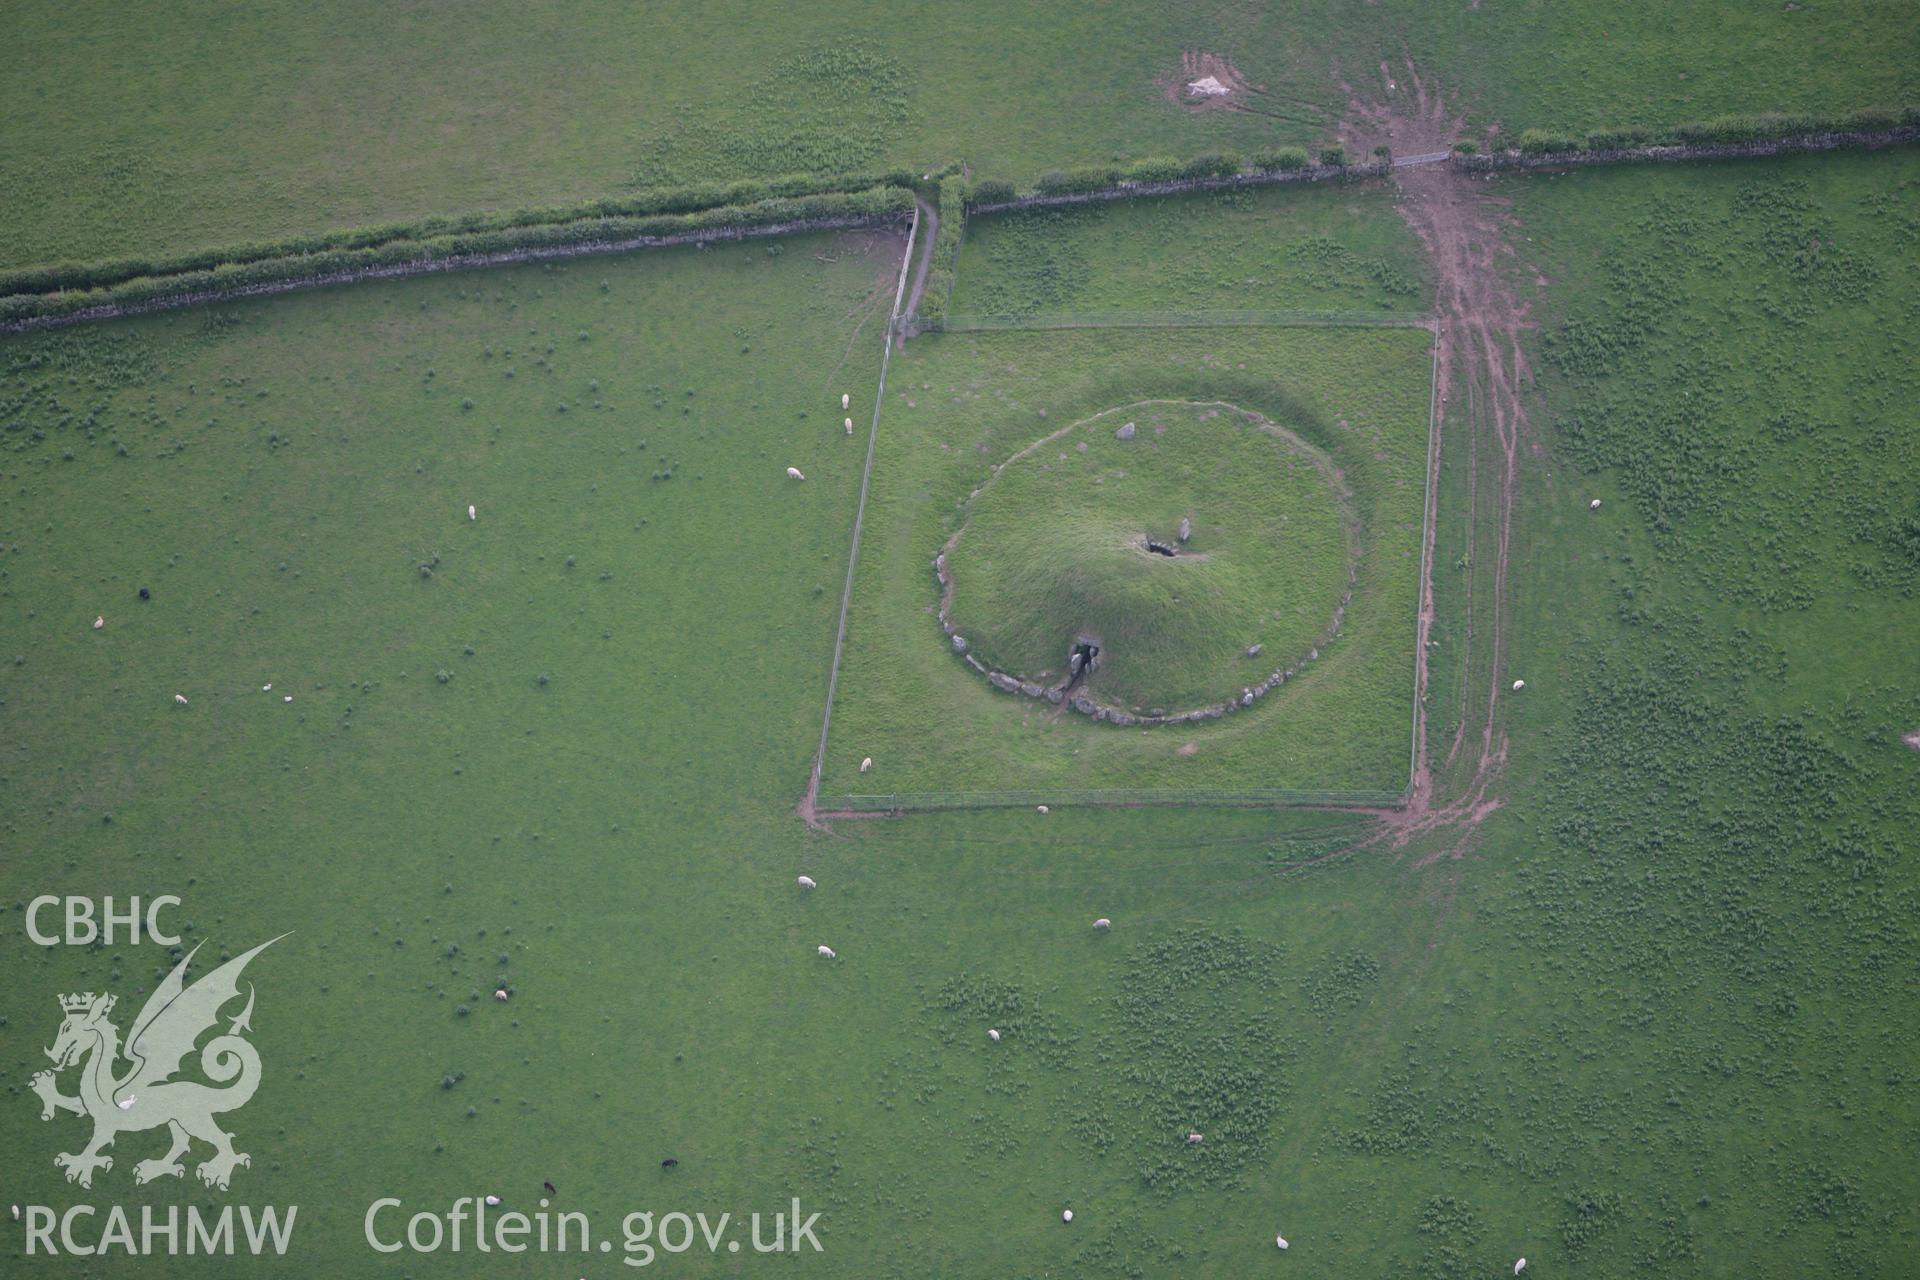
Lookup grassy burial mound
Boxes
[821,323,1433,802]
[942,400,1357,717]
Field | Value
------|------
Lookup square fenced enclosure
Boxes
[820,322,1435,809]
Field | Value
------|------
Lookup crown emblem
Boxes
[34,936,283,1193]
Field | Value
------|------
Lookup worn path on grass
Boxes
[804,72,1530,834]
[899,194,939,341]
[1345,62,1532,849]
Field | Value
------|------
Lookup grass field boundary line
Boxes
[899,194,940,329]
[802,204,920,824]
[832,332,1438,820]
[1411,328,1442,796]
[0,169,931,297]
[966,158,1393,216]
[1,211,911,335]
[823,785,1410,813]
[927,309,1436,333]
[950,119,1915,231]
[1460,123,1919,173]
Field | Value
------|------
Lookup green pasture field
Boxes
[817,321,1432,803]
[5,0,1916,269]
[833,143,1920,1278]
[946,181,1430,318]
[0,228,911,1273]
[827,147,1916,1275]
[1,18,1917,1271]
[1367,0,1920,140]
[1370,147,1920,1274]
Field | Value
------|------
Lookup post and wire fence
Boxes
[921,309,1435,334]
[824,786,1412,814]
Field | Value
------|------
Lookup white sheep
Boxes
[797,875,817,889]
[117,1096,136,1111]
[1036,804,1049,814]
[1589,498,1601,510]
[1061,1209,1073,1223]
[1512,679,1526,691]
[262,683,272,691]
[988,1028,1001,1041]
[93,615,104,630]
[786,467,805,480]
[173,694,188,705]
[494,988,509,1002]
[484,1195,502,1206]
[283,695,294,703]
[844,417,854,434]
[817,945,836,958]
[468,504,477,520]
[841,393,850,410]
[1514,1260,1526,1276]
[1185,1132,1203,1144]
[1275,1234,1289,1250]
[860,757,872,773]
[9,1205,17,1220]
[1093,918,1112,930]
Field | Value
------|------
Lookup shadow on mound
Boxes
[932,398,1361,725]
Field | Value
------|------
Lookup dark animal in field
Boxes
[661,1158,678,1168]
[543,1181,556,1195]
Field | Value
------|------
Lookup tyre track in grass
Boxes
[898,194,939,341]
[1342,60,1533,851]
[807,72,1535,835]
[1258,68,1534,1189]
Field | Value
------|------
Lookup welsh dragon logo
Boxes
[29,936,283,1190]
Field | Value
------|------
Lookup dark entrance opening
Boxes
[1067,641,1100,688]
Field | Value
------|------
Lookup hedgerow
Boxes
[1033,165,1125,195]
[966,178,1017,206]
[1176,152,1241,180]
[1250,146,1312,172]
[1494,104,1919,159]
[1519,128,1583,155]
[969,146,1375,213]
[0,168,919,299]
[17,99,1909,325]
[1121,157,1187,184]
[0,187,913,325]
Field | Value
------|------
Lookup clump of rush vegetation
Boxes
[1544,172,1912,605]
[1104,929,1293,1194]
[957,207,1093,316]
[1,329,158,454]
[1316,150,1920,1274]
[628,41,912,185]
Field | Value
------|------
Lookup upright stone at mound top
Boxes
[1115,422,1136,440]
[1178,515,1192,542]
